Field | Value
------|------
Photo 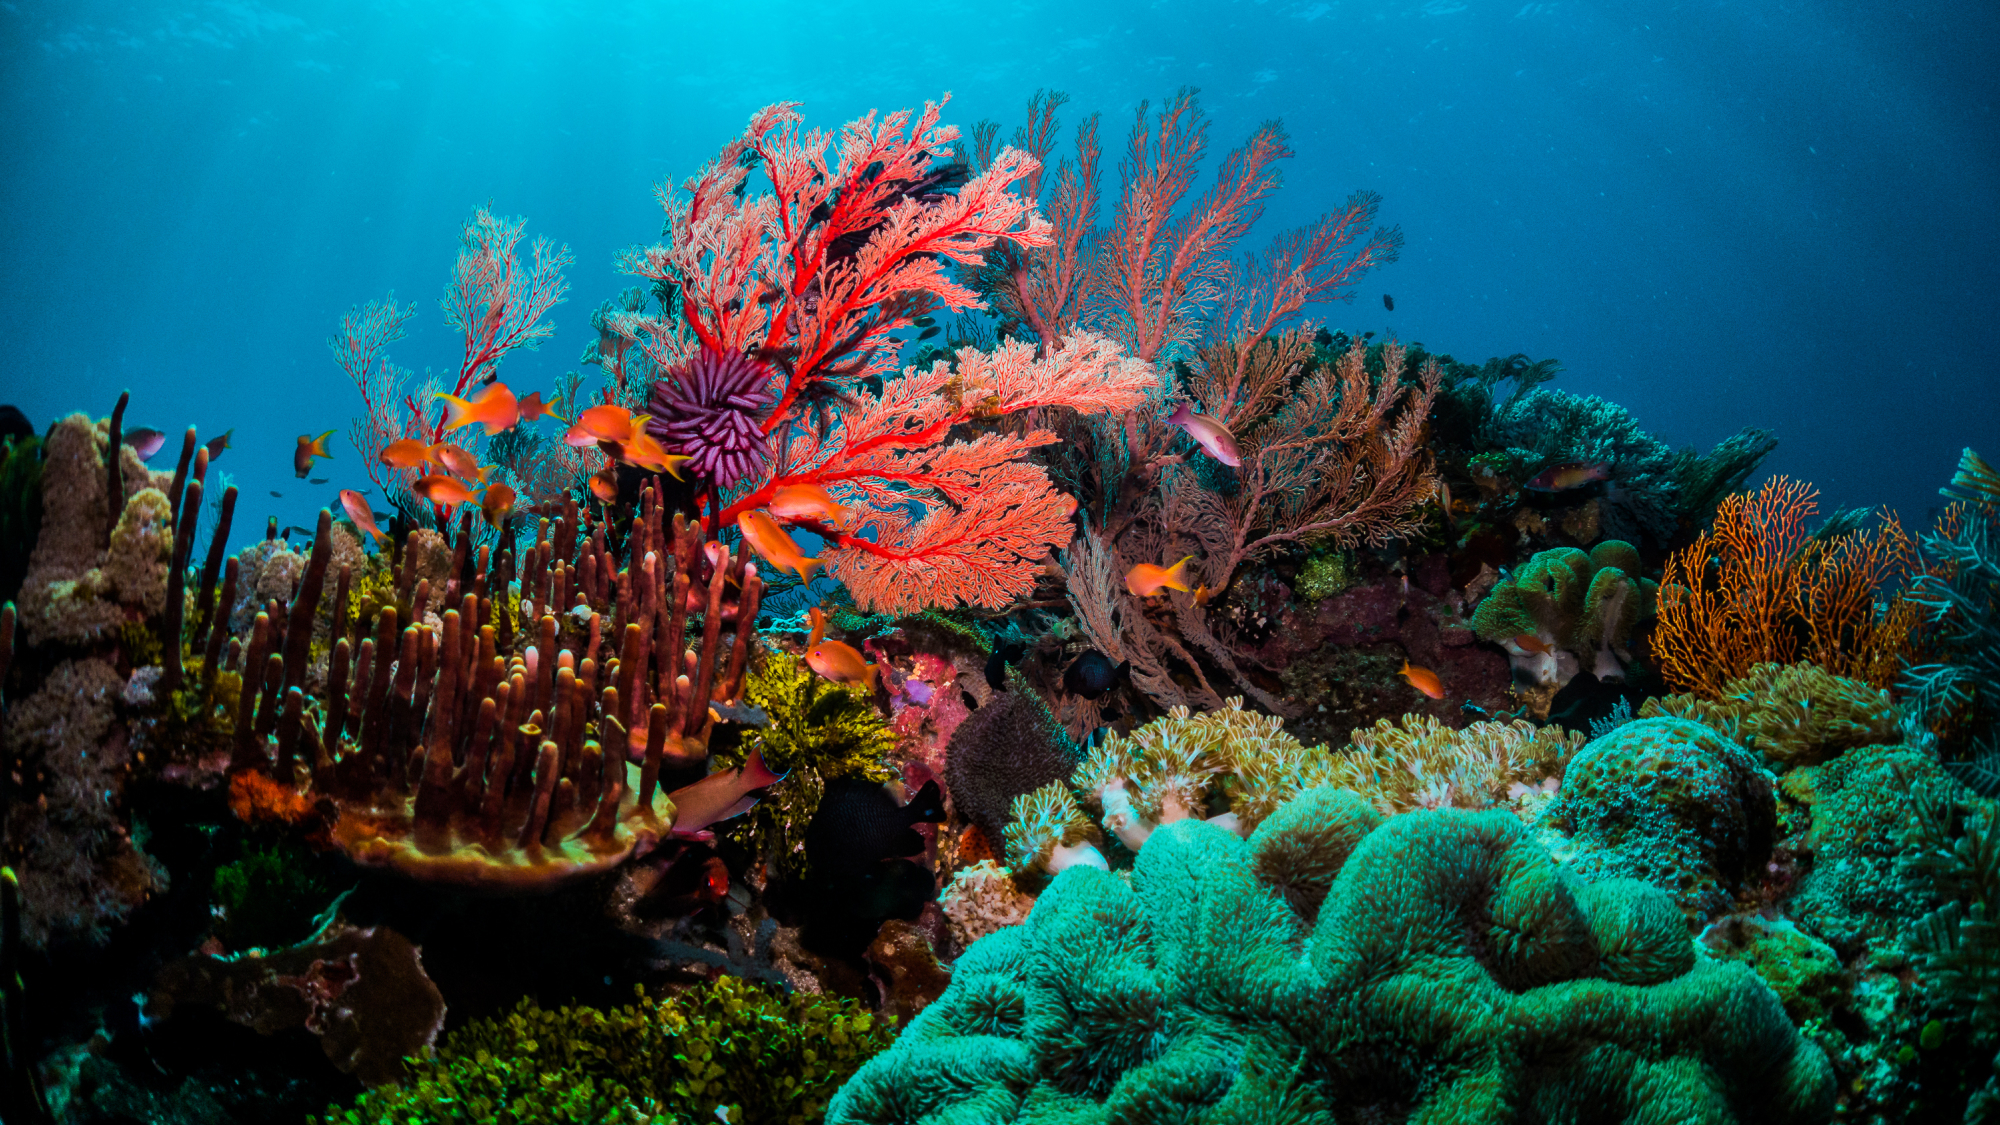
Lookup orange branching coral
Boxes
[1654,477,1920,697]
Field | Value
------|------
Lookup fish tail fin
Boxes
[1167,400,1191,426]
[434,392,473,431]
[312,430,336,456]
[905,780,946,823]
[1165,555,1196,592]
[863,661,879,691]
[797,556,822,584]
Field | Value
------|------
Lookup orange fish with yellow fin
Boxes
[1125,555,1195,597]
[736,510,821,582]
[294,430,335,478]
[436,382,521,435]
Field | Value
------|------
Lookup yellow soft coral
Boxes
[1640,661,1897,768]
[1331,714,1582,817]
[1002,781,1105,877]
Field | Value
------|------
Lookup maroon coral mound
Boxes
[646,346,774,487]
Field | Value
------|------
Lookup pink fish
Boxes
[1166,402,1241,467]
[1524,462,1611,492]
[665,749,785,842]
[123,427,168,461]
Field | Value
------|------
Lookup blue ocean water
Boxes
[1,0,1994,543]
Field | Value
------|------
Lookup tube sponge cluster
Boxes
[833,787,1834,1123]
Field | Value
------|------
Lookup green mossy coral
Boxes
[1540,716,1775,917]
[1643,662,1900,768]
[325,976,894,1125]
[1293,549,1357,603]
[713,650,898,878]
[211,841,336,951]
[832,788,1833,1123]
[1786,743,1951,956]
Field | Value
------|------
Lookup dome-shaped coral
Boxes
[832,791,1833,1123]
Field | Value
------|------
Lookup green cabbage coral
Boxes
[833,789,1833,1123]
[324,976,895,1125]
[712,650,898,878]
[1473,540,1657,706]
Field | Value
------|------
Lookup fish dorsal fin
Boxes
[903,779,946,824]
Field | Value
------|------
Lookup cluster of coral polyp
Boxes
[837,788,1834,1122]
[230,486,762,889]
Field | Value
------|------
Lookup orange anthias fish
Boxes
[1165,402,1242,467]
[412,474,480,510]
[1399,661,1445,700]
[429,442,488,482]
[1524,462,1612,493]
[379,438,437,470]
[566,403,643,447]
[517,391,566,424]
[769,483,853,529]
[664,749,786,842]
[588,466,620,503]
[807,638,878,690]
[339,489,387,544]
[294,430,335,478]
[436,381,521,435]
[1511,634,1553,655]
[480,482,516,528]
[736,509,821,582]
[608,426,691,480]
[1126,555,1195,597]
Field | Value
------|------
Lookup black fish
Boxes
[1383,294,1395,312]
[204,428,234,461]
[0,406,31,443]
[961,689,980,711]
[918,326,940,340]
[268,491,283,498]
[804,779,947,879]
[280,525,313,539]
[1063,650,1130,700]
[984,642,1026,691]
[308,477,329,485]
[913,315,935,327]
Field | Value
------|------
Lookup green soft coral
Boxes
[325,976,894,1125]
[833,788,1833,1123]
[714,650,898,878]
[1472,540,1657,698]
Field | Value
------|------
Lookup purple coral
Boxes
[645,346,774,487]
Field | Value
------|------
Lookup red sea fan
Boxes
[645,345,776,487]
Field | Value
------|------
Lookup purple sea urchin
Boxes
[646,346,775,487]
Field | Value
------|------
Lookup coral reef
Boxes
[832,789,1833,1122]
[1538,716,1775,917]
[325,976,893,1124]
[938,860,1035,954]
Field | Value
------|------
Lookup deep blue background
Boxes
[3,0,1995,546]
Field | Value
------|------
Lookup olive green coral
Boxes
[831,788,1833,1123]
[325,976,895,1125]
[1642,662,1900,768]
[715,649,898,878]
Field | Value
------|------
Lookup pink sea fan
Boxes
[645,345,774,487]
